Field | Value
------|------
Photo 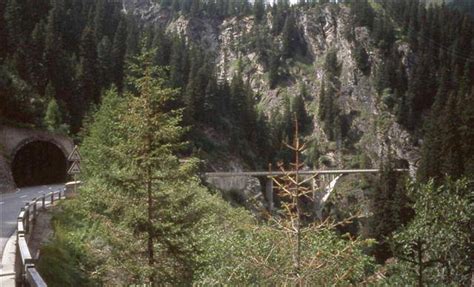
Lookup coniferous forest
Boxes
[0,0,473,285]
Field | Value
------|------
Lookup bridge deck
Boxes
[205,169,408,177]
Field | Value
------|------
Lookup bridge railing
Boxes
[204,168,409,177]
[14,181,81,287]
[204,169,409,214]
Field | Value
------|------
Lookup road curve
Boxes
[0,184,64,261]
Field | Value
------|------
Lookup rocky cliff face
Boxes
[122,1,420,174]
[0,153,15,193]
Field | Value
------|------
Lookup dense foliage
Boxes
[3,0,473,285]
[385,178,473,286]
[0,0,133,132]
[0,0,304,168]
[37,50,375,286]
[353,0,474,181]
[366,156,413,264]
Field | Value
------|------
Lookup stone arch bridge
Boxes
[0,125,74,192]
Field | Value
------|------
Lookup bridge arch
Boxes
[10,136,69,161]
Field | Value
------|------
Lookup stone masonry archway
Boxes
[11,140,68,187]
[0,126,74,192]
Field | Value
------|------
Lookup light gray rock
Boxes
[123,1,420,175]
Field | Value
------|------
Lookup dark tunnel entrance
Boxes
[12,141,68,187]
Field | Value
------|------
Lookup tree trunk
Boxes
[146,129,155,284]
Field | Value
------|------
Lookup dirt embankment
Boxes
[28,211,54,260]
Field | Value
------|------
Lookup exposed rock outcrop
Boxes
[0,153,14,193]
[123,1,420,174]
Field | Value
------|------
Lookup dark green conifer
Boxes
[4,0,25,52]
[459,88,474,178]
[368,146,411,264]
[0,1,8,61]
[440,92,464,178]
[112,19,127,91]
[126,16,140,57]
[93,0,106,41]
[44,96,69,134]
[281,13,300,58]
[77,26,100,107]
[253,0,265,23]
[29,21,47,93]
[318,81,327,122]
[98,36,113,89]
[291,94,311,134]
[169,36,188,89]
[190,0,200,17]
[268,53,280,88]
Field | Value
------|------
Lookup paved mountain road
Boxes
[0,184,64,261]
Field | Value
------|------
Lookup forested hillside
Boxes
[0,0,134,133]
[423,0,474,16]
[2,0,473,175]
[1,0,473,285]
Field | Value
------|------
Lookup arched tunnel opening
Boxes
[12,141,68,187]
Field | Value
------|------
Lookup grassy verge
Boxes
[36,200,99,287]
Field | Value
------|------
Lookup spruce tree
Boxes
[93,0,106,41]
[169,36,188,89]
[227,70,259,149]
[318,81,327,122]
[440,92,464,178]
[77,26,100,105]
[184,51,207,124]
[390,179,472,286]
[4,0,25,52]
[271,3,285,35]
[281,13,300,59]
[152,28,171,67]
[320,50,341,141]
[353,43,370,75]
[268,53,280,88]
[98,36,113,89]
[417,89,446,182]
[203,75,219,125]
[0,0,8,61]
[291,94,311,135]
[0,65,41,125]
[458,89,474,178]
[112,19,127,91]
[255,109,272,163]
[160,0,172,7]
[126,16,140,57]
[44,97,65,133]
[190,0,200,17]
[368,149,411,264]
[181,0,192,14]
[29,21,47,94]
[243,83,258,143]
[350,0,374,28]
[4,0,28,77]
[396,92,410,128]
[44,6,63,93]
[171,0,180,13]
[253,0,265,23]
[82,50,206,284]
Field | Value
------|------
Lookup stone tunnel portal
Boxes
[11,140,68,187]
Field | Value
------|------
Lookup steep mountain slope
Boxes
[124,1,420,173]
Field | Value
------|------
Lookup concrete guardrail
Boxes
[15,181,81,287]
